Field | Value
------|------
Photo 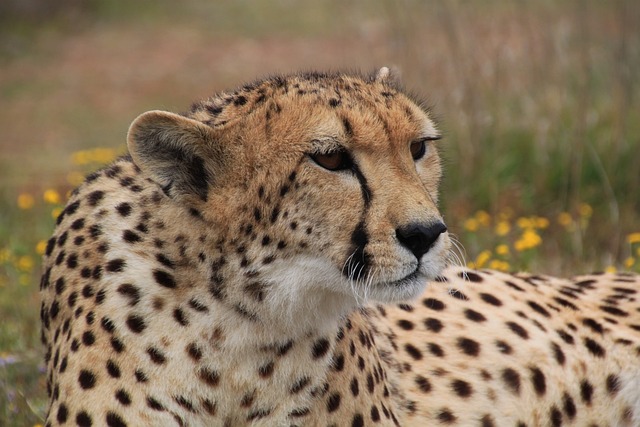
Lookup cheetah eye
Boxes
[410,139,427,160]
[310,149,353,171]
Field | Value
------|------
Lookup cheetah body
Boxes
[40,69,640,426]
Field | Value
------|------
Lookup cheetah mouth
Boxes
[386,269,422,288]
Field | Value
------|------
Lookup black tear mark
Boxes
[351,162,371,208]
[342,117,354,138]
[345,220,371,281]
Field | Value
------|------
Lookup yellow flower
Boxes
[495,244,510,256]
[533,216,549,229]
[624,257,635,269]
[466,261,476,269]
[43,189,61,204]
[67,171,86,186]
[51,207,64,220]
[475,250,492,269]
[475,210,491,227]
[0,248,11,263]
[463,218,479,232]
[17,255,34,272]
[627,233,640,244]
[557,212,573,228]
[514,229,542,251]
[605,265,617,273]
[495,221,511,236]
[36,240,48,256]
[498,208,514,221]
[578,203,593,218]
[489,259,510,271]
[516,217,533,229]
[17,193,35,210]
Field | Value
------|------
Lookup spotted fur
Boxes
[40,69,639,426]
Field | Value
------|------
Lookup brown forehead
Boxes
[191,72,434,141]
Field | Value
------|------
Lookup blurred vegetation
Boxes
[1,0,639,424]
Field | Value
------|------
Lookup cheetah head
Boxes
[127,68,450,324]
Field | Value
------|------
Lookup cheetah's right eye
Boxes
[309,149,353,171]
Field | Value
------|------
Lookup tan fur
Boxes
[40,70,639,426]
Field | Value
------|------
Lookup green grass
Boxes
[1,1,639,424]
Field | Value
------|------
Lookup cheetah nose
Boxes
[396,222,447,260]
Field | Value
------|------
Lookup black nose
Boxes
[396,222,447,260]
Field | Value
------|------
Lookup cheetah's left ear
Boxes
[127,110,225,202]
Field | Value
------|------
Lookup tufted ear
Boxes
[127,110,223,201]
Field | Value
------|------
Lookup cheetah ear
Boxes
[374,66,400,85]
[127,110,224,201]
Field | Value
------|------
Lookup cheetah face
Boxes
[127,69,450,310]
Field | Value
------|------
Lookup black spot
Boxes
[342,117,354,137]
[428,342,445,357]
[115,202,132,217]
[506,321,529,339]
[415,375,431,393]
[479,293,502,306]
[502,368,521,394]
[258,361,274,378]
[123,230,141,243]
[173,308,188,326]
[79,369,96,389]
[350,377,359,396]
[423,298,445,311]
[82,330,95,346]
[580,380,593,404]
[457,337,480,356]
[115,389,131,405]
[106,411,127,427]
[126,314,146,333]
[464,309,486,322]
[556,329,575,344]
[312,338,331,358]
[563,393,576,419]
[186,342,202,361]
[332,354,345,372]
[600,305,628,317]
[582,318,604,334]
[405,343,423,360]
[234,95,247,106]
[424,317,444,332]
[496,340,513,354]
[107,360,121,378]
[57,403,68,422]
[76,411,92,426]
[550,406,562,427]
[437,409,457,424]
[527,301,551,317]
[135,370,148,383]
[371,405,381,421]
[584,337,606,357]
[551,342,565,365]
[530,367,546,396]
[111,337,125,353]
[397,319,414,330]
[71,218,85,230]
[352,413,364,427]
[147,347,166,364]
[451,379,473,397]
[153,269,176,288]
[198,367,220,386]
[606,374,620,395]
[46,237,56,256]
[106,259,126,273]
[329,98,341,107]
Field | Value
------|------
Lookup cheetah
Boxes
[40,68,640,426]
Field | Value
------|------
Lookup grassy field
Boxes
[1,1,639,423]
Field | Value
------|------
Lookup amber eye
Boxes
[310,150,353,171]
[410,139,427,160]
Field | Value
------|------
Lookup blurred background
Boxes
[1,0,639,422]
